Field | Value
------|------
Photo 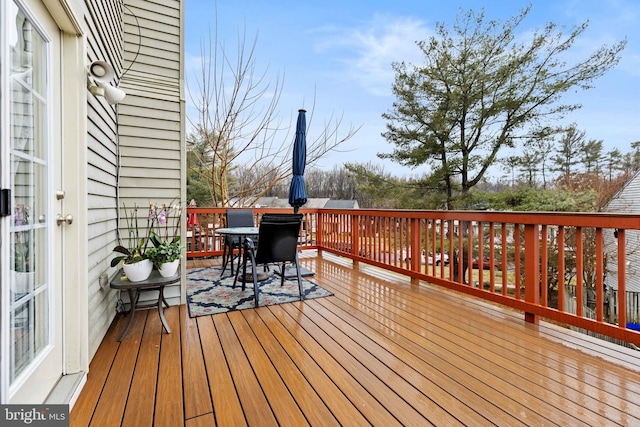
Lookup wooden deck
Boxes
[71,252,640,426]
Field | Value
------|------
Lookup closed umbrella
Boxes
[187,199,199,228]
[285,109,314,277]
[288,109,307,213]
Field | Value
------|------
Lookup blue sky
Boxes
[185,0,640,179]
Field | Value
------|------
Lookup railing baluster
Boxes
[541,224,548,307]
[596,228,604,322]
[410,217,421,283]
[477,222,484,288]
[489,222,495,293]
[558,226,565,313]
[524,223,540,324]
[576,227,584,318]
[501,223,508,296]
[514,225,521,300]
[618,229,627,328]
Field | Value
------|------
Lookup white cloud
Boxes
[315,15,432,96]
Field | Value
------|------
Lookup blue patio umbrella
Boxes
[288,109,308,213]
[283,109,315,278]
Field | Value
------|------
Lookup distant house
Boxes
[324,199,360,209]
[304,198,332,209]
[601,171,640,324]
[253,196,299,209]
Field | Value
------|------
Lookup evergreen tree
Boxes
[380,4,625,209]
[550,125,585,185]
[581,139,604,175]
[604,148,624,181]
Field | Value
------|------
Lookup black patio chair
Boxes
[260,213,304,223]
[239,214,304,307]
[260,213,306,276]
[221,209,255,276]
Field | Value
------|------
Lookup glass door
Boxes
[1,0,63,403]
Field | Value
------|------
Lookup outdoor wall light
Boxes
[87,60,126,105]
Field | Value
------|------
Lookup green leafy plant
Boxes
[111,240,147,267]
[111,201,184,268]
[144,202,183,267]
[146,232,184,266]
[111,203,154,267]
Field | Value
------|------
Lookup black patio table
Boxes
[215,227,269,285]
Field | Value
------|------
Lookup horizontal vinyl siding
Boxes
[121,2,181,78]
[85,0,125,359]
[118,188,183,201]
[118,0,183,210]
[118,115,181,132]
[117,103,180,121]
[119,71,181,97]
[122,167,181,180]
[83,0,183,360]
[117,0,184,313]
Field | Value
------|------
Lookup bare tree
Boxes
[187,24,359,207]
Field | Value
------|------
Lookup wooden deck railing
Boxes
[186,207,640,346]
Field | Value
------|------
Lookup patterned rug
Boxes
[186,266,333,317]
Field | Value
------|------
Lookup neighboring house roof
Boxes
[305,198,330,209]
[602,170,640,213]
[252,197,277,207]
[324,200,359,209]
[254,197,292,208]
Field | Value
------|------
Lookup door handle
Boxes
[56,214,73,226]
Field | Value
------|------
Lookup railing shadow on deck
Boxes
[186,207,640,347]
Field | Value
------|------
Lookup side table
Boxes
[110,268,180,341]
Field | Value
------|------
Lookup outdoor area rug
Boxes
[186,266,333,317]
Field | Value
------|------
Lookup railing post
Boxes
[524,223,540,324]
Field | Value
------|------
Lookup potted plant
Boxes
[111,203,154,282]
[146,203,184,277]
[147,232,184,277]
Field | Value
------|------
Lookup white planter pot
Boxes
[122,259,153,282]
[158,259,180,278]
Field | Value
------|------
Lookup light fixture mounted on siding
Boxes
[87,60,126,105]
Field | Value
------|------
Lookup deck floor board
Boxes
[71,253,640,426]
[324,279,612,424]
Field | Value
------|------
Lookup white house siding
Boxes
[85,0,184,359]
[602,171,640,324]
[85,0,126,360]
